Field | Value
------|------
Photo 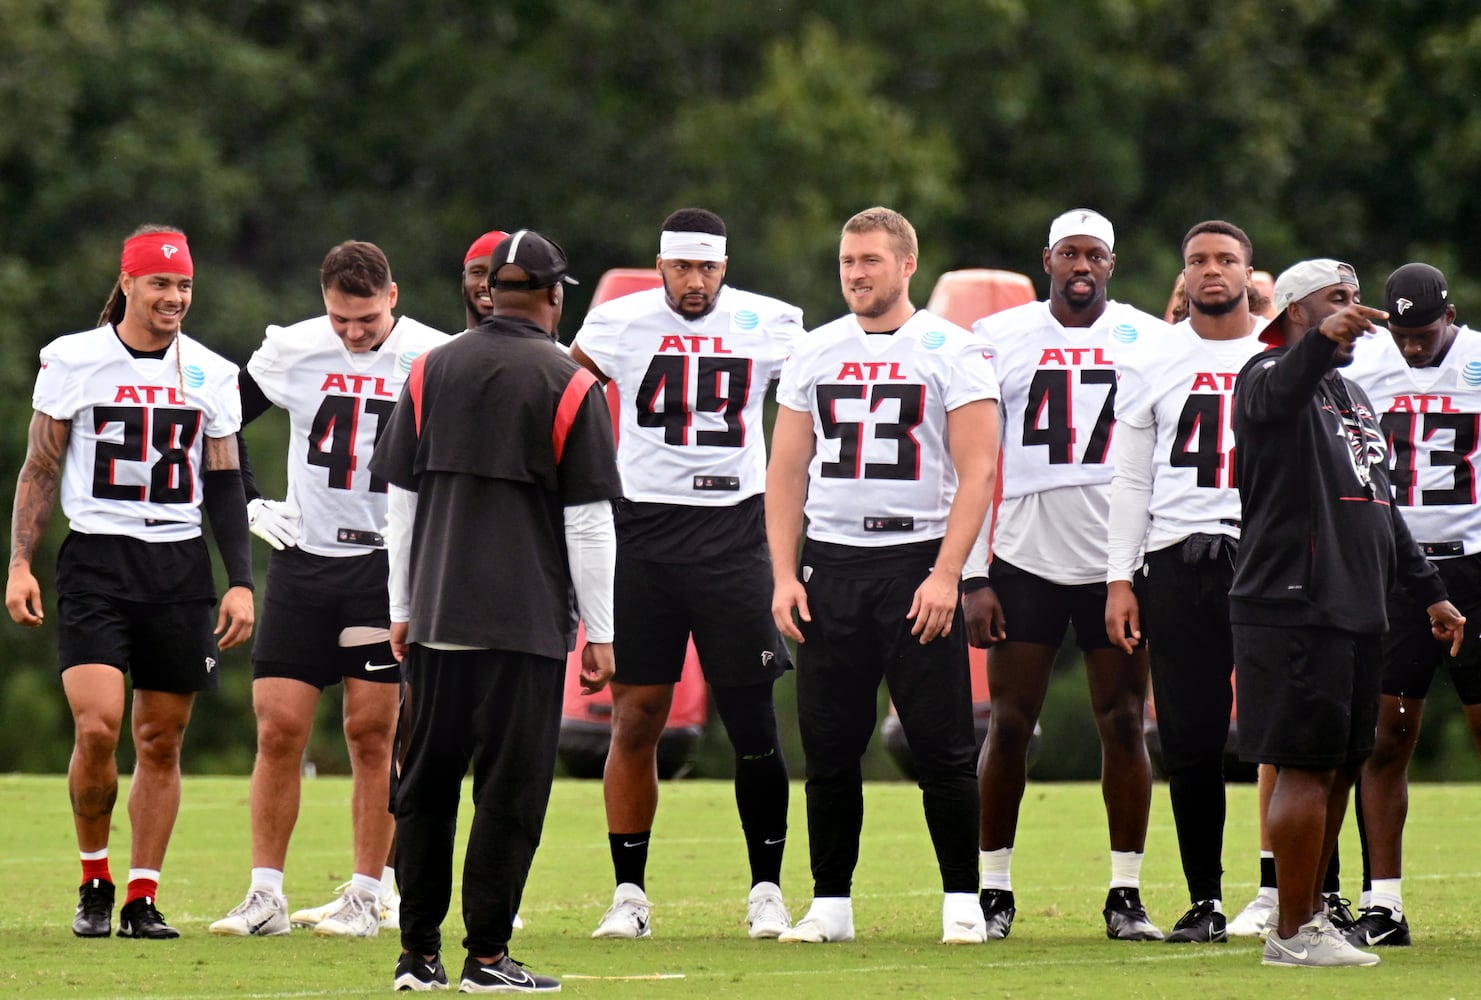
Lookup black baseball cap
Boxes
[1385,263,1449,328]
[489,229,579,289]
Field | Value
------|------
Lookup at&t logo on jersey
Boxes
[398,350,422,375]
[1464,360,1481,387]
[1110,323,1139,344]
[732,309,759,331]
[183,364,206,388]
[919,329,946,351]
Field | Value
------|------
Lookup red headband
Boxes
[121,232,193,278]
[464,230,509,266]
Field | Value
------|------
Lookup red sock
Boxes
[81,857,112,885]
[126,877,159,906]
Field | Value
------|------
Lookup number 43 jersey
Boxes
[34,326,241,543]
[776,310,999,547]
[247,315,450,557]
[572,285,802,505]
[1347,324,1481,556]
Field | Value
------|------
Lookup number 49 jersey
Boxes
[776,310,999,547]
[978,300,1167,500]
[1347,324,1481,556]
[572,285,802,505]
[33,326,242,542]
[1114,321,1268,546]
[247,315,450,557]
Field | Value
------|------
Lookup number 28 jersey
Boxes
[247,315,449,557]
[776,309,999,547]
[33,326,242,542]
[572,285,802,505]
[1347,324,1481,556]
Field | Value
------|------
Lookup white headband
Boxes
[1047,209,1115,252]
[660,230,727,262]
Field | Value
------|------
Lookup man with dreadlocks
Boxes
[6,224,255,939]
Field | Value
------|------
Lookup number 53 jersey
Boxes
[1347,324,1481,557]
[247,316,450,557]
[34,326,241,542]
[776,310,999,547]
[572,285,802,505]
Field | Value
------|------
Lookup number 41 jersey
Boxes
[777,310,999,547]
[572,285,802,505]
[34,326,241,543]
[247,315,449,557]
[1347,324,1481,557]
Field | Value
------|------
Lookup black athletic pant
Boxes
[396,646,564,958]
[796,543,979,897]
[1137,541,1235,904]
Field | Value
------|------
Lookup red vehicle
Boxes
[882,268,1040,777]
[556,268,711,778]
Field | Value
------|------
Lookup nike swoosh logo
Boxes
[1366,929,1397,945]
[424,963,439,974]
[763,837,785,845]
[622,840,648,848]
[1269,937,1308,960]
[250,917,273,933]
[364,661,398,672]
[477,967,534,987]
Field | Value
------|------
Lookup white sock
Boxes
[128,867,161,884]
[1255,886,1277,904]
[1370,878,1402,914]
[1109,851,1143,889]
[381,865,397,895]
[1359,890,1373,910]
[806,896,853,920]
[1207,898,1224,914]
[980,848,1013,891]
[250,867,285,894]
[350,873,381,898]
[80,847,108,861]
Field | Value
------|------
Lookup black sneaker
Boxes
[1103,887,1164,940]
[459,954,561,993]
[1323,893,1357,930]
[117,896,180,939]
[393,950,449,991]
[979,888,1016,940]
[1344,906,1411,948]
[73,878,115,937]
[1164,900,1227,943]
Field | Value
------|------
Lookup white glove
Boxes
[247,497,302,551]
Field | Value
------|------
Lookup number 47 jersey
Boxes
[572,285,802,505]
[247,315,450,557]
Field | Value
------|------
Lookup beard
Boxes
[1189,291,1242,317]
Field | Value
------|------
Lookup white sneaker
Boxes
[209,887,290,936]
[513,913,524,931]
[380,884,400,931]
[746,882,791,939]
[1227,893,1276,937]
[290,881,353,927]
[942,891,987,944]
[1262,913,1380,967]
[313,887,381,938]
[778,898,854,943]
[591,883,651,939]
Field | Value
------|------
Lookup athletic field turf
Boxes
[3,775,1477,998]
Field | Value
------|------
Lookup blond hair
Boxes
[842,207,918,260]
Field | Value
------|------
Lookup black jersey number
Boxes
[634,355,752,447]
[1022,368,1116,464]
[816,382,926,480]
[306,395,396,493]
[92,405,201,504]
[1381,410,1479,506]
[1170,393,1235,488]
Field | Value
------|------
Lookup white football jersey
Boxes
[978,299,1169,500]
[33,326,241,542]
[777,309,999,547]
[248,315,450,557]
[1115,320,1268,549]
[573,285,802,504]
[1347,324,1481,556]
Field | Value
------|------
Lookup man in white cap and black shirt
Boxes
[371,230,624,992]
[1104,220,1270,944]
[963,208,1165,941]
[1343,262,1481,949]
[571,208,801,942]
[1230,258,1466,968]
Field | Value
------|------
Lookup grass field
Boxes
[3,775,1478,999]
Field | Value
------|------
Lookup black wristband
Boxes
[961,576,993,594]
[202,468,255,591]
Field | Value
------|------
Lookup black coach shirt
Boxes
[369,317,622,660]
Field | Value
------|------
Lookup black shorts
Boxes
[612,542,788,687]
[57,592,220,694]
[252,547,396,688]
[1382,553,1481,704]
[987,557,1115,652]
[1233,623,1380,768]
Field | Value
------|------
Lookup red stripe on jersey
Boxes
[554,368,599,463]
[408,354,427,435]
